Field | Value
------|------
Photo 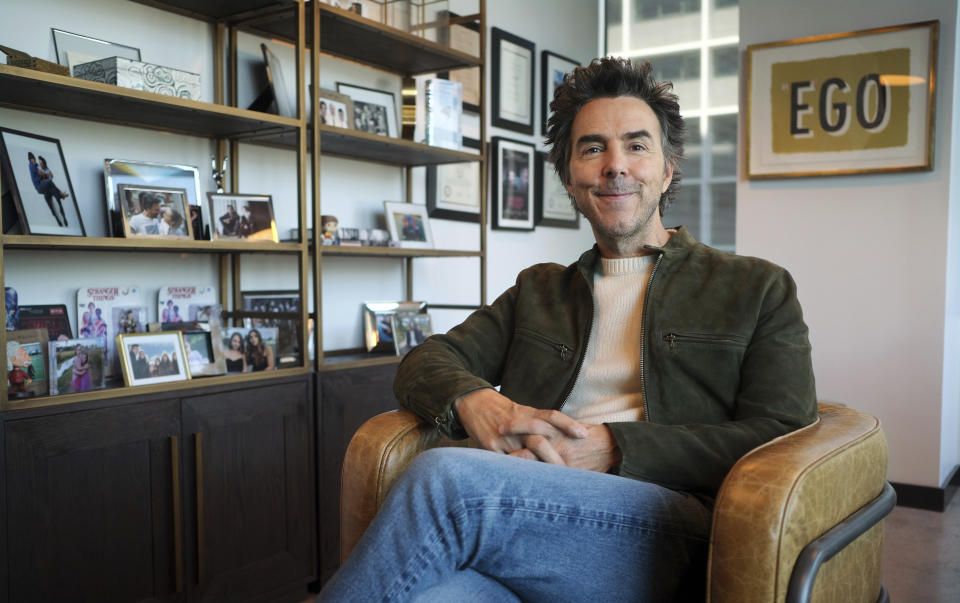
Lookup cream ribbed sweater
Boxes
[562,255,655,424]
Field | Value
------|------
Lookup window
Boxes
[605,0,739,250]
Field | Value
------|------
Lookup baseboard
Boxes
[890,464,960,512]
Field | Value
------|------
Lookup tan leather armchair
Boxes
[340,403,894,602]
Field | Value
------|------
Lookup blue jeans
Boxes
[319,447,712,602]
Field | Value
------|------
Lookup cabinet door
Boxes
[4,400,182,603]
[181,379,315,602]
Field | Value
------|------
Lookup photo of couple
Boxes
[0,128,86,236]
[118,184,192,239]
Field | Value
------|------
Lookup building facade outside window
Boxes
[605,0,738,250]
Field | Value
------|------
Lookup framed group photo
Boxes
[104,159,202,237]
[241,290,301,368]
[746,20,938,178]
[118,331,191,386]
[0,128,86,236]
[337,82,399,137]
[491,27,535,135]
[535,151,579,228]
[207,193,279,242]
[383,201,434,248]
[317,87,354,129]
[491,137,535,231]
[425,161,481,223]
[541,50,579,133]
[117,184,193,239]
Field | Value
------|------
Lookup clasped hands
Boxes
[454,388,621,473]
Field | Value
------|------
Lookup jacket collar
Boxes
[576,225,698,280]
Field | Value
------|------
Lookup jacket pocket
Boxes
[514,326,575,360]
[500,327,576,406]
[662,331,749,350]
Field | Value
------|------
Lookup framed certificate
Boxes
[426,161,481,223]
[491,28,535,135]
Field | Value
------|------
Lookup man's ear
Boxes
[661,161,674,194]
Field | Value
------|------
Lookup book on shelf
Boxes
[414,77,463,150]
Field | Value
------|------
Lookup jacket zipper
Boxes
[639,253,664,422]
[557,305,593,413]
[663,332,747,349]
[517,327,574,360]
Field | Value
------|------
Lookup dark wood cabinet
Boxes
[1,375,315,603]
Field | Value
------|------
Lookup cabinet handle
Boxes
[170,436,183,593]
[195,432,205,585]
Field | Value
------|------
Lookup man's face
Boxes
[144,203,161,218]
[565,96,673,251]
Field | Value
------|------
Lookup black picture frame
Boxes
[535,151,580,229]
[336,82,399,138]
[426,161,481,223]
[541,50,580,134]
[261,43,295,119]
[490,136,535,231]
[491,28,535,135]
[0,127,86,236]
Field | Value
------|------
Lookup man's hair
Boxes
[140,192,163,210]
[545,57,685,215]
[27,152,35,160]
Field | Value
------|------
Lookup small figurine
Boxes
[211,155,228,194]
[321,215,339,246]
[7,341,34,398]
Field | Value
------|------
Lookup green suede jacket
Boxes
[393,227,818,498]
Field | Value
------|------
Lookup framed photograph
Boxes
[207,193,279,242]
[747,20,938,178]
[491,137,535,231]
[17,304,74,341]
[337,82,399,137]
[241,290,301,368]
[362,301,427,353]
[6,328,50,398]
[317,87,354,129]
[181,330,226,377]
[0,128,86,236]
[535,151,579,228]
[426,161,481,223]
[221,327,279,373]
[261,43,295,119]
[390,312,433,356]
[118,331,190,386]
[104,159,202,237]
[49,336,107,395]
[52,29,141,75]
[157,304,227,376]
[383,201,434,248]
[541,50,579,134]
[491,28,535,135]
[117,184,193,239]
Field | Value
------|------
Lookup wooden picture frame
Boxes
[336,82,399,137]
[535,151,579,229]
[117,184,193,240]
[0,127,86,236]
[426,161,481,223]
[206,193,279,243]
[383,201,434,248]
[317,87,354,129]
[491,28,535,134]
[118,330,191,386]
[747,20,938,178]
[541,50,579,134]
[491,137,535,231]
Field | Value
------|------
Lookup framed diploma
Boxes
[535,151,579,229]
[426,161,482,223]
[491,137,535,231]
[491,28,535,135]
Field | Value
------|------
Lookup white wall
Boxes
[737,0,960,488]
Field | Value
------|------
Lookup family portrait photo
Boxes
[0,128,85,236]
[337,83,398,137]
[207,193,279,242]
[118,331,191,386]
[118,184,192,239]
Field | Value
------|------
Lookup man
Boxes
[128,193,162,235]
[319,57,816,602]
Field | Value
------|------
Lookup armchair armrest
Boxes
[707,403,890,603]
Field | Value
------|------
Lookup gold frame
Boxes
[117,330,192,387]
[746,20,938,179]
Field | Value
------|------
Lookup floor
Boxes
[882,494,960,602]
